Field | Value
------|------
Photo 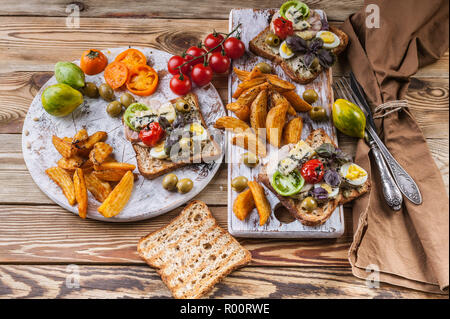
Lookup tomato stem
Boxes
[175,23,241,71]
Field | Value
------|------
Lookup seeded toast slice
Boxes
[131,93,221,179]
[249,26,348,84]
[257,129,370,226]
[137,200,252,299]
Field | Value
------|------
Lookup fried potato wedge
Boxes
[46,167,76,205]
[266,74,296,92]
[282,90,312,112]
[52,135,75,159]
[247,66,264,80]
[94,162,136,171]
[63,137,73,143]
[233,188,255,221]
[248,181,271,226]
[269,90,296,116]
[226,102,251,122]
[85,172,112,203]
[72,129,88,146]
[73,168,88,219]
[266,102,288,148]
[233,77,266,99]
[227,83,270,121]
[57,155,86,171]
[75,131,107,157]
[214,116,250,133]
[231,131,267,158]
[282,117,303,145]
[233,67,250,81]
[98,170,134,218]
[89,142,113,165]
[250,89,268,133]
[92,169,129,182]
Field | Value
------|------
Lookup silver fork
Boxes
[333,78,403,211]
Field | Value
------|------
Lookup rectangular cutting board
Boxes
[227,8,344,238]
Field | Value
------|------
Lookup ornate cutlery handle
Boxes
[367,126,423,205]
[368,139,403,210]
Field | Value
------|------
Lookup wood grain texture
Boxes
[0,17,447,76]
[0,0,364,21]
[0,265,445,299]
[0,204,353,266]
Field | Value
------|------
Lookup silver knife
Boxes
[334,79,403,210]
[349,73,423,205]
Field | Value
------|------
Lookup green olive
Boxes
[242,152,259,168]
[175,100,191,113]
[162,173,178,191]
[302,89,319,104]
[231,176,249,193]
[301,196,318,212]
[106,101,123,117]
[120,93,135,108]
[177,178,193,194]
[82,82,99,98]
[309,106,328,122]
[99,83,114,101]
[256,62,272,74]
[265,33,281,47]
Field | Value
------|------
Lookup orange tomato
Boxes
[80,49,108,75]
[126,65,159,96]
[104,61,129,89]
[114,49,147,71]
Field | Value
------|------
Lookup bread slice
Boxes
[131,93,221,179]
[257,129,370,226]
[249,26,348,84]
[137,200,252,299]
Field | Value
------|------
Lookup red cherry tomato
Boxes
[185,46,207,67]
[169,73,192,95]
[204,33,225,53]
[139,122,165,147]
[209,52,231,73]
[191,63,213,87]
[273,17,294,40]
[167,55,190,75]
[301,159,325,184]
[223,37,245,59]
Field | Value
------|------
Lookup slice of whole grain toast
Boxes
[137,200,251,299]
[257,129,370,226]
[130,93,221,179]
[249,25,348,84]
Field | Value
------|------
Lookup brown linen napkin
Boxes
[342,0,449,294]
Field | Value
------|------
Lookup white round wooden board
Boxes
[22,47,225,222]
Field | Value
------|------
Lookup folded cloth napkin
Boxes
[342,0,449,293]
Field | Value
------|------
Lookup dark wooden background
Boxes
[0,0,448,298]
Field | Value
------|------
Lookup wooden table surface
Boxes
[0,0,448,299]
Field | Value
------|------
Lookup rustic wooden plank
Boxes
[0,0,363,21]
[0,70,447,136]
[0,17,448,76]
[0,264,444,299]
[1,136,447,206]
[0,204,353,266]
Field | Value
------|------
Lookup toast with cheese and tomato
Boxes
[123,93,221,179]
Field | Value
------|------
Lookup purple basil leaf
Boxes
[308,38,324,53]
[320,17,330,31]
[324,170,341,187]
[286,35,308,53]
[310,187,329,201]
[303,52,315,68]
[317,49,336,68]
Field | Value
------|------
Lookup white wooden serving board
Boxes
[227,9,344,238]
[22,46,225,222]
